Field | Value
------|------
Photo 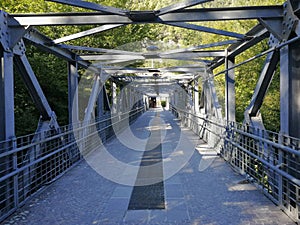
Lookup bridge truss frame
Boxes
[1,0,300,222]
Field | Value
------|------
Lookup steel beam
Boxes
[80,54,145,61]
[14,54,59,129]
[246,50,279,118]
[259,19,283,41]
[93,59,141,65]
[68,61,79,124]
[165,22,245,39]
[160,50,226,59]
[9,13,131,26]
[159,6,282,22]
[0,50,15,141]
[225,53,235,122]
[290,0,300,16]
[104,65,205,75]
[162,40,238,55]
[23,29,91,69]
[280,41,300,138]
[228,25,269,57]
[83,73,101,123]
[193,76,199,114]
[96,87,104,117]
[81,50,225,62]
[111,81,117,114]
[9,6,282,26]
[156,0,213,16]
[210,24,269,70]
[59,44,142,55]
[53,24,124,44]
[45,0,128,16]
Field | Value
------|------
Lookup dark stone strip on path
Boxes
[128,113,165,210]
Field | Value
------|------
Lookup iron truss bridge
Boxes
[0,0,300,223]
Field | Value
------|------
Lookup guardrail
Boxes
[171,106,300,223]
[0,107,144,221]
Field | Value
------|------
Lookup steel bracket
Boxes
[12,39,26,56]
[282,1,299,41]
[0,11,10,52]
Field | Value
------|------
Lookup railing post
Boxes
[278,133,284,207]
[12,138,18,209]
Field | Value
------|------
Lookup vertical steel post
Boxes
[68,61,79,124]
[225,53,236,122]
[97,87,104,118]
[194,77,199,114]
[0,49,15,215]
[280,40,300,220]
[280,46,289,135]
[280,42,300,138]
[0,51,15,141]
[111,81,117,113]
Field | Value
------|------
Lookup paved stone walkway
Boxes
[1,109,296,225]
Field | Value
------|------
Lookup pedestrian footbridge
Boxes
[0,0,300,224]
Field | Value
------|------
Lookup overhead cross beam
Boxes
[164,22,245,39]
[155,0,213,16]
[209,24,269,70]
[53,24,124,44]
[79,50,225,62]
[59,44,143,55]
[8,6,283,26]
[45,0,128,16]
[23,28,94,70]
[162,40,238,55]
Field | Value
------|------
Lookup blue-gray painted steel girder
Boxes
[8,6,283,26]
[156,0,213,16]
[247,50,280,117]
[80,51,224,62]
[53,24,124,44]
[165,22,245,39]
[80,54,145,61]
[160,51,226,58]
[45,0,128,16]
[59,44,143,56]
[14,54,55,121]
[0,51,15,141]
[23,29,92,69]
[210,24,269,70]
[161,40,238,55]
[159,6,282,22]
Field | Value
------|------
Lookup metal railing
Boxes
[171,106,300,223]
[0,107,144,221]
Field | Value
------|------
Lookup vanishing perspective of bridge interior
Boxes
[1,0,300,224]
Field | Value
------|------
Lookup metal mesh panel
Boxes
[0,107,144,222]
[170,105,300,223]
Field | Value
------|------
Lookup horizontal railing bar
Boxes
[0,107,144,183]
[232,128,300,157]
[225,137,300,187]
[0,107,144,158]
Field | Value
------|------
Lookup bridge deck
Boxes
[2,109,294,225]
